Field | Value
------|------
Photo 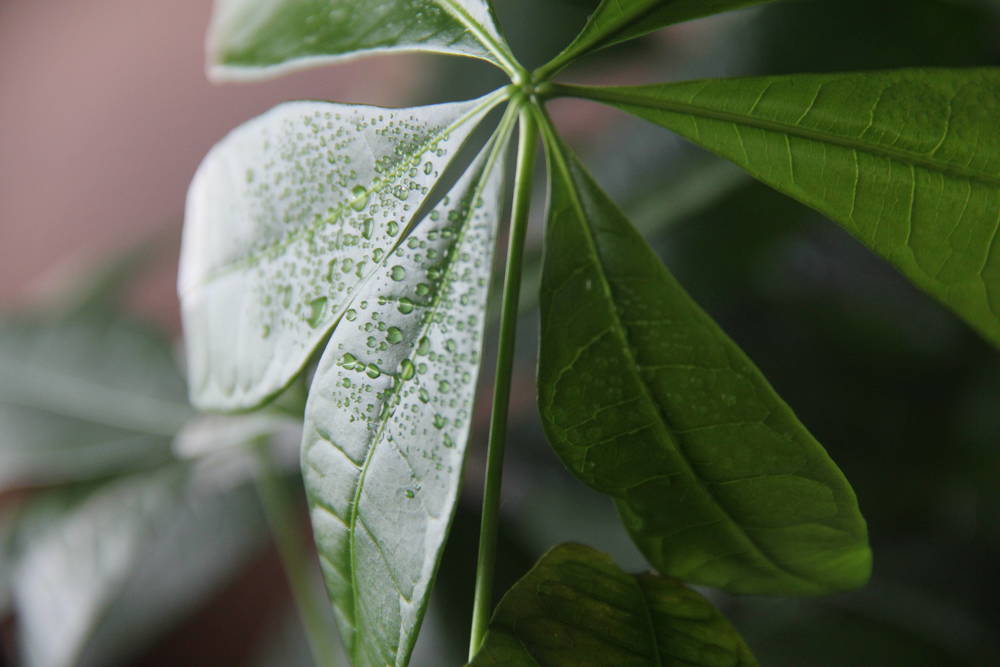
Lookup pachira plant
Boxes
[179,1,1000,665]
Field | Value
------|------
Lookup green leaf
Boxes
[208,0,517,80]
[537,125,871,595]
[469,542,757,666]
[538,0,777,77]
[561,68,1000,347]
[179,91,505,411]
[301,122,511,666]
[13,470,265,667]
[0,313,191,487]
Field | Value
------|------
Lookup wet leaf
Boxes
[538,127,871,595]
[179,92,504,411]
[567,68,1000,347]
[301,125,510,665]
[469,543,757,666]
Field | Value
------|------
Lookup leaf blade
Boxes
[469,543,758,666]
[179,92,503,411]
[301,125,510,666]
[537,126,871,595]
[539,0,778,77]
[0,313,190,487]
[563,68,1000,347]
[209,0,516,80]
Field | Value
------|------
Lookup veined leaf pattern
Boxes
[565,68,1000,346]
[209,0,516,80]
[470,543,758,666]
[179,92,503,410]
[538,126,871,595]
[301,126,510,666]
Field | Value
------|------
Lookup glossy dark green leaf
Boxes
[0,313,191,487]
[538,0,777,77]
[208,0,517,80]
[301,125,510,666]
[563,68,1000,347]
[469,543,757,666]
[179,92,503,411]
[537,126,871,595]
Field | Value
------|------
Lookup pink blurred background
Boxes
[0,0,432,331]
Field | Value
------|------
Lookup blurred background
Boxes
[2,0,999,665]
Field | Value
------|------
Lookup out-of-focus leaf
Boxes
[538,0,778,76]
[174,413,303,492]
[537,126,871,595]
[14,469,184,667]
[301,124,510,666]
[564,68,1000,347]
[0,314,191,488]
[208,0,517,80]
[179,92,504,411]
[469,542,757,666]
[12,468,266,667]
[76,483,267,667]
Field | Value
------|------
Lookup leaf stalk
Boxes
[254,442,341,667]
[468,102,539,659]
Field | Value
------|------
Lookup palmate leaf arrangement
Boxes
[180,0,1000,664]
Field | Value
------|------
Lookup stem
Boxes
[254,443,340,667]
[468,102,538,659]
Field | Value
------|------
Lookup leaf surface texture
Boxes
[179,93,500,410]
[538,129,871,595]
[572,69,1000,346]
[301,133,509,666]
[470,543,757,666]
[209,0,513,79]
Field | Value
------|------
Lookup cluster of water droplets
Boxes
[181,97,492,406]
[301,144,505,656]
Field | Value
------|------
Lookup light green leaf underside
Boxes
[538,128,871,595]
[469,543,757,666]
[13,470,265,667]
[14,469,183,667]
[540,0,776,76]
[0,314,191,487]
[208,0,514,80]
[571,68,1000,347]
[301,130,509,666]
[179,92,502,411]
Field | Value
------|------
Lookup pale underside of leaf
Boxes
[568,68,1000,347]
[13,469,185,667]
[179,92,503,411]
[540,0,777,76]
[301,127,509,666]
[538,125,870,595]
[208,0,514,80]
[0,316,190,487]
[469,543,757,667]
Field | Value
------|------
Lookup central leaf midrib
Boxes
[572,85,1000,187]
[631,575,664,667]
[338,115,512,665]
[435,0,517,75]
[542,124,820,589]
